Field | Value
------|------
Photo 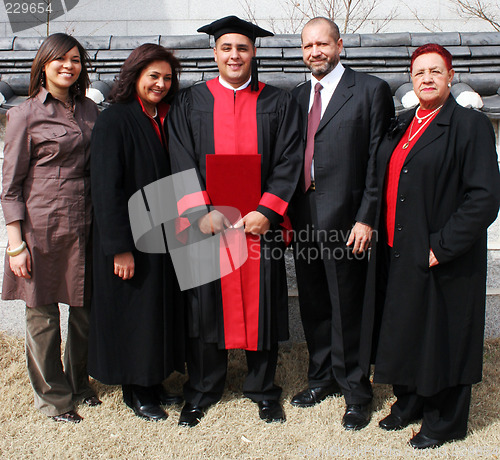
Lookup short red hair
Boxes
[410,43,453,72]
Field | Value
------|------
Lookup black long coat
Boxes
[88,100,184,386]
[360,96,500,396]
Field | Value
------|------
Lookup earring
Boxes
[40,71,46,86]
[447,83,452,88]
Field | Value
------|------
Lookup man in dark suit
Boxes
[289,17,394,430]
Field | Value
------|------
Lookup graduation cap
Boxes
[197,15,273,42]
[197,15,273,91]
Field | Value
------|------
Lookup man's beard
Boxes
[306,58,338,78]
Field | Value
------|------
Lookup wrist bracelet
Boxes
[7,241,27,257]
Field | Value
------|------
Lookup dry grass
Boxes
[0,333,499,459]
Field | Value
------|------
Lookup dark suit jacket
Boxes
[290,66,394,240]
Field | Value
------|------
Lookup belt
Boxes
[29,166,90,180]
[309,180,316,191]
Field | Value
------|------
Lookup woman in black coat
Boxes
[89,44,184,421]
[360,44,500,448]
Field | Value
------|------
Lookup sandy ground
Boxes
[0,333,499,459]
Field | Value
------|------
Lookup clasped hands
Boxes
[197,210,270,236]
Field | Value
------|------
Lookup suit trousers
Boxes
[183,336,282,407]
[392,384,472,440]
[25,302,94,416]
[293,190,372,405]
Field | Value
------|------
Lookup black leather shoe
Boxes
[83,395,102,407]
[410,432,445,449]
[258,400,285,423]
[342,404,371,430]
[152,384,183,406]
[291,384,342,408]
[178,402,205,427]
[379,413,410,431]
[124,386,168,421]
[51,410,82,423]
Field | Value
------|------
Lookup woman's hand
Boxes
[6,221,31,278]
[9,248,31,279]
[114,252,135,279]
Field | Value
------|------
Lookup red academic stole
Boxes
[206,78,264,351]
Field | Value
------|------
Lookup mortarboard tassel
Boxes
[251,57,259,92]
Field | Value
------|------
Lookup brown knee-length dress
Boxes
[1,88,99,308]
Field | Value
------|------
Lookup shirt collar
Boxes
[310,62,345,90]
[218,76,252,91]
[35,86,80,105]
[35,86,51,104]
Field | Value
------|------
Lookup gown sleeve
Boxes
[167,89,211,220]
[256,89,303,225]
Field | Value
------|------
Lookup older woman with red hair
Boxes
[360,44,500,448]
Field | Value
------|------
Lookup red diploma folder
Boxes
[206,154,261,221]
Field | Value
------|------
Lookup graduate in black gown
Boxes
[168,16,303,426]
[89,44,185,421]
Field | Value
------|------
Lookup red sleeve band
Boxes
[259,192,288,216]
[177,191,211,216]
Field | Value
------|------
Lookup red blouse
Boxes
[135,94,169,145]
[384,108,440,246]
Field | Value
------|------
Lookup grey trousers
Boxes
[25,303,94,416]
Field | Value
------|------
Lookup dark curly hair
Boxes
[109,44,181,104]
[29,33,90,98]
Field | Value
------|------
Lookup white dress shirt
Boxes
[218,76,252,91]
[308,62,345,116]
[308,63,345,180]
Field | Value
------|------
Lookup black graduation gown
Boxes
[88,99,184,386]
[360,96,500,396]
[167,80,302,351]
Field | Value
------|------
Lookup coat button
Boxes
[402,167,408,174]
[396,224,403,231]
[399,195,406,202]
[394,251,400,258]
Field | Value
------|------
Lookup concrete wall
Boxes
[0,0,496,38]
[487,119,500,338]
